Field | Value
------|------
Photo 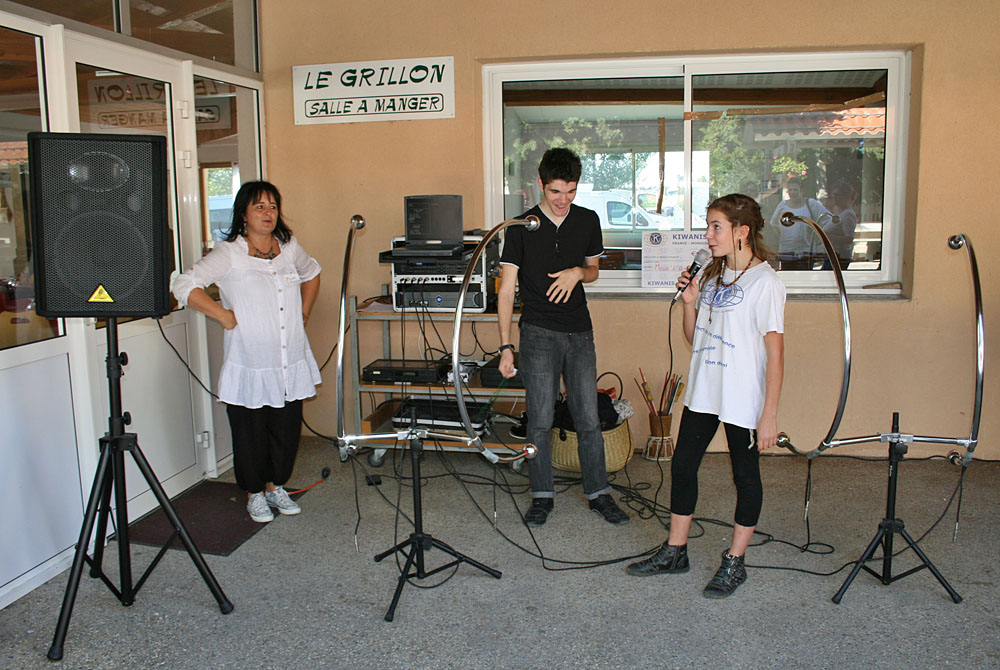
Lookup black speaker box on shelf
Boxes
[27,132,171,318]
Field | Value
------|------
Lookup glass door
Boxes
[62,33,204,514]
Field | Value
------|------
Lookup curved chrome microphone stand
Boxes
[450,215,541,464]
[775,225,984,464]
[771,230,981,605]
[331,214,504,623]
[773,212,852,458]
[946,234,983,467]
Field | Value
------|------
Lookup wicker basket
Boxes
[550,420,633,473]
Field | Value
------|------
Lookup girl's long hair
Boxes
[700,193,773,285]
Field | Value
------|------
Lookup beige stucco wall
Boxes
[258,0,999,460]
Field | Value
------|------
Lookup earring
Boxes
[738,238,742,251]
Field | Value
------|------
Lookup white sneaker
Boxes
[265,486,301,516]
[247,492,274,523]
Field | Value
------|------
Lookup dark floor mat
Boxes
[126,480,304,556]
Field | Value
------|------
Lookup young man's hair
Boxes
[538,147,582,185]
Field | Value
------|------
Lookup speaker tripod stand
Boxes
[373,428,501,622]
[48,318,233,660]
[832,412,962,604]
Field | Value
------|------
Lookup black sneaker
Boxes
[509,412,527,440]
[702,550,747,598]
[626,542,690,576]
[589,494,629,525]
[524,498,553,526]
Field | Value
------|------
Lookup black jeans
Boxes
[670,407,763,526]
[226,400,303,493]
[518,322,611,499]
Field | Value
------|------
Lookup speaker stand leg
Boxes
[47,318,232,661]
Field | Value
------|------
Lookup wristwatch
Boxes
[498,344,515,354]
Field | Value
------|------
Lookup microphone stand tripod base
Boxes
[372,431,501,622]
[831,411,962,605]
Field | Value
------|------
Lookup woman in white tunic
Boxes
[172,181,321,523]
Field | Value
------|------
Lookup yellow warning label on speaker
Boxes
[88,285,114,303]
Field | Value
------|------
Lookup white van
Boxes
[573,190,679,248]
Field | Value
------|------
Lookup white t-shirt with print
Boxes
[684,261,786,429]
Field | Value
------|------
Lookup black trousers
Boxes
[670,407,763,527]
[226,400,303,493]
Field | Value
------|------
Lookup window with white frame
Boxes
[483,52,908,294]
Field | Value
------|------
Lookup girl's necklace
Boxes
[247,235,277,260]
[718,256,752,287]
[709,257,755,324]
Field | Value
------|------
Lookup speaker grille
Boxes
[28,133,170,318]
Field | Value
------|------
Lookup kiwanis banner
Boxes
[292,56,454,125]
[642,231,707,291]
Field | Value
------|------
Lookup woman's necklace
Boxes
[247,235,277,260]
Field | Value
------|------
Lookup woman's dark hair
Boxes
[224,180,292,243]
[700,193,773,284]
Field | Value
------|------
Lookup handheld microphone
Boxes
[672,248,711,303]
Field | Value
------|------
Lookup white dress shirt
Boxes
[172,236,322,408]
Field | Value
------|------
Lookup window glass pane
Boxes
[194,76,259,248]
[77,64,171,135]
[692,70,887,271]
[0,26,59,350]
[11,1,116,31]
[503,77,684,270]
[130,1,254,68]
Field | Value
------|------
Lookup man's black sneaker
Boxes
[626,542,690,576]
[524,498,553,526]
[589,494,629,525]
[702,550,747,598]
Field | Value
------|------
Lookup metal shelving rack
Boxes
[348,296,526,459]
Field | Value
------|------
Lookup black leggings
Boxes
[670,407,763,527]
[226,400,303,493]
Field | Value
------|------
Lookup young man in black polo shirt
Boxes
[496,147,629,527]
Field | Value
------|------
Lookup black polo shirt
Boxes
[500,204,604,332]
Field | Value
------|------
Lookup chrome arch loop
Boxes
[946,234,983,466]
[774,213,852,458]
[450,216,540,464]
[775,223,984,465]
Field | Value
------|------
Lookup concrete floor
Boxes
[2,437,998,669]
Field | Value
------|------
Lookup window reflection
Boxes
[11,1,255,69]
[11,1,116,31]
[195,76,259,248]
[130,1,243,67]
[0,26,59,350]
[692,70,887,271]
[502,77,685,270]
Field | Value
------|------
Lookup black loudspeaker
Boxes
[27,132,171,318]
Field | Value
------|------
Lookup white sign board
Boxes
[292,56,455,125]
[642,231,708,290]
